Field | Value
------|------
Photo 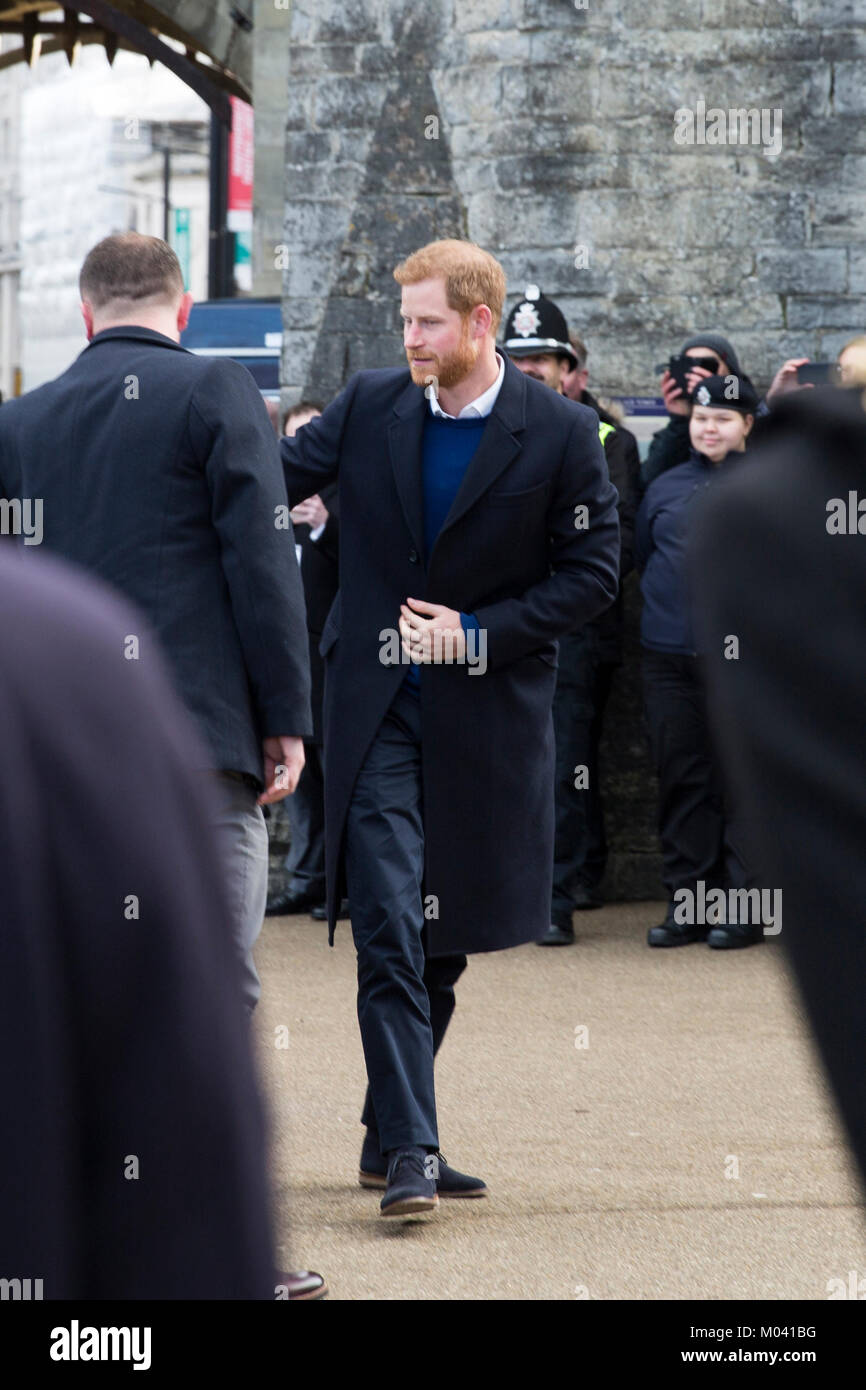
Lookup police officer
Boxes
[502,287,638,945]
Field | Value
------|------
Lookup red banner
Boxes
[227,96,254,231]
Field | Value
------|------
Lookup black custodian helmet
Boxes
[502,285,578,368]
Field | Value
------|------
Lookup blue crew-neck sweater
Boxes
[404,412,486,693]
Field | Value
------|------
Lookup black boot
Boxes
[647,908,708,947]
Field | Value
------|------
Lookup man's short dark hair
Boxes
[79,233,184,310]
[282,400,324,434]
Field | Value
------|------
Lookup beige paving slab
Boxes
[252,901,866,1300]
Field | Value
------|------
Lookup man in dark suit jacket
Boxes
[0,233,312,1015]
[280,239,619,1217]
[690,386,866,1190]
[0,544,327,1298]
[267,402,341,918]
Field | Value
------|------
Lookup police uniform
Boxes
[503,287,638,945]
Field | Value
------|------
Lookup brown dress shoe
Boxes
[274,1269,328,1300]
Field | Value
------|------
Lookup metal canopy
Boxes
[0,2,253,122]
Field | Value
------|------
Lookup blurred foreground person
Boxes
[690,386,866,1187]
[0,547,325,1299]
[0,233,311,1015]
[636,373,760,948]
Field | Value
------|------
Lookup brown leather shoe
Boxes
[274,1269,328,1300]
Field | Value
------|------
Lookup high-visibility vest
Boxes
[598,420,615,447]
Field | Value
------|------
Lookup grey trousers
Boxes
[211,772,269,1015]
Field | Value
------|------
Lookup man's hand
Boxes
[399,598,466,664]
[290,495,329,530]
[660,369,690,417]
[258,736,305,805]
[766,357,812,403]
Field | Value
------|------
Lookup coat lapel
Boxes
[436,354,526,539]
[388,355,528,564]
[388,381,427,562]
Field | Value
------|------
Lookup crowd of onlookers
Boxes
[267,299,866,955]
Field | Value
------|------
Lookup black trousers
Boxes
[283,741,326,898]
[551,626,617,920]
[344,684,467,1153]
[642,648,747,907]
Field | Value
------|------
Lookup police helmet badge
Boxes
[513,301,541,337]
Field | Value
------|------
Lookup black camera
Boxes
[654,354,721,395]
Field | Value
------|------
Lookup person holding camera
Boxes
[636,371,760,949]
[641,334,743,491]
[765,337,866,401]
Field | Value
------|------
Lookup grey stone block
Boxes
[699,0,799,28]
[793,0,864,27]
[787,296,864,330]
[453,0,523,34]
[820,328,866,357]
[289,43,358,76]
[314,0,382,44]
[848,247,866,293]
[756,247,848,294]
[493,152,633,192]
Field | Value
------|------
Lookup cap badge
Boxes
[513,301,541,337]
[695,384,711,405]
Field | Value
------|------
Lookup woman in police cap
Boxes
[635,371,760,949]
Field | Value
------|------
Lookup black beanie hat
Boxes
[680,333,741,377]
[690,371,759,415]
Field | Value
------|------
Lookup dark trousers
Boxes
[551,626,617,920]
[344,683,467,1153]
[283,740,326,898]
[642,648,747,907]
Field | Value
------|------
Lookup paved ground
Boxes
[252,902,865,1301]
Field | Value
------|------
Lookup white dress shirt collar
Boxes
[428,351,505,420]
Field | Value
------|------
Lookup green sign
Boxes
[173,208,191,289]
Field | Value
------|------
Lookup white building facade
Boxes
[1,41,210,394]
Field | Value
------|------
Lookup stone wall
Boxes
[263,0,864,901]
[275,0,865,404]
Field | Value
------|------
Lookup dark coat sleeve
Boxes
[0,550,276,1299]
[188,360,312,739]
[280,376,360,505]
[474,407,620,668]
[311,484,339,567]
[312,511,339,567]
[603,424,639,581]
[634,482,656,575]
[640,414,691,491]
